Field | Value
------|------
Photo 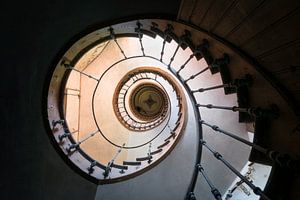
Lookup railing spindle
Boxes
[168,44,180,69]
[87,160,97,174]
[197,164,222,200]
[200,140,270,200]
[109,27,127,58]
[177,54,194,75]
[62,58,99,81]
[200,120,268,154]
[192,76,252,93]
[184,67,209,83]
[192,83,232,93]
[136,22,145,56]
[196,104,248,112]
[66,130,99,152]
[160,35,167,61]
[103,143,126,177]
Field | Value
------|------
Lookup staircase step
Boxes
[136,156,153,162]
[157,140,170,149]
[164,132,176,142]
[237,86,254,123]
[176,112,182,122]
[249,116,275,165]
[123,161,142,166]
[150,148,163,155]
[134,28,156,38]
[199,39,214,65]
[180,30,195,51]
[111,163,128,170]
[173,122,180,132]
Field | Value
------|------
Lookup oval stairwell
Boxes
[4,1,300,200]
[44,19,296,200]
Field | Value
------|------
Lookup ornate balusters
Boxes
[61,58,99,81]
[159,24,173,61]
[160,35,167,61]
[165,125,176,141]
[187,192,196,200]
[196,104,248,112]
[200,140,270,200]
[136,21,145,56]
[192,83,231,93]
[196,104,278,119]
[177,54,194,75]
[103,143,126,178]
[197,164,222,200]
[167,30,189,69]
[192,76,252,93]
[109,27,127,58]
[175,31,206,74]
[87,160,97,174]
[200,120,268,154]
[184,67,209,83]
[55,23,280,191]
[168,43,181,69]
[147,143,153,163]
[66,130,99,153]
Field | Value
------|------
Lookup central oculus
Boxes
[130,83,168,121]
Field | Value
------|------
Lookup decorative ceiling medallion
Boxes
[130,84,168,121]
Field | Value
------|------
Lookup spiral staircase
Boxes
[3,1,300,200]
[45,18,298,200]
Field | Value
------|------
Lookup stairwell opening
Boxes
[45,19,272,199]
[47,20,193,184]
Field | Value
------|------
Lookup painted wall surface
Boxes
[95,88,198,200]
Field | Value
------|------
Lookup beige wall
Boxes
[65,71,80,141]
[64,35,249,174]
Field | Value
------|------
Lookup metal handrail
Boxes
[54,21,285,199]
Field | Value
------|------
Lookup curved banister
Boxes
[60,49,188,181]
[47,19,298,199]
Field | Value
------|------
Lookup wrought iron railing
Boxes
[47,19,300,199]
